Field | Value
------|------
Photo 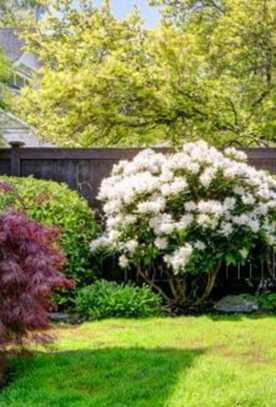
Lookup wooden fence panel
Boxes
[0,145,275,209]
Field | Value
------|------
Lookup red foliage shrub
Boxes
[0,211,74,345]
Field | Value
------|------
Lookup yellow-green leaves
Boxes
[16,0,276,147]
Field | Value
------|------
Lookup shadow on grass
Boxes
[0,347,204,407]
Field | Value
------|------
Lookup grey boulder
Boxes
[214,295,259,313]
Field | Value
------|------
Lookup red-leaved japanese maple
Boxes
[0,211,74,346]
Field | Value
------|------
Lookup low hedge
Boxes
[75,280,163,320]
[0,176,98,306]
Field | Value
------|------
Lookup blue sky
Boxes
[94,0,160,28]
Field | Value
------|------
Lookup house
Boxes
[0,27,52,147]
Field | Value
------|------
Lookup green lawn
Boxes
[1,316,276,407]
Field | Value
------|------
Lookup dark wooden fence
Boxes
[0,143,275,209]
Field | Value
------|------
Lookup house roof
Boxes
[0,109,54,147]
[0,28,40,74]
[0,28,25,62]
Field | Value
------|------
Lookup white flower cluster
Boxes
[91,141,276,275]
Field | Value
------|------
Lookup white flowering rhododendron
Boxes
[91,141,276,307]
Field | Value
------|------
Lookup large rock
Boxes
[214,295,259,313]
[49,312,71,323]
[48,312,83,324]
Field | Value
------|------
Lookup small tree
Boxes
[91,141,276,309]
[0,183,74,345]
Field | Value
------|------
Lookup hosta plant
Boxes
[0,210,74,346]
[75,280,163,320]
[91,141,276,309]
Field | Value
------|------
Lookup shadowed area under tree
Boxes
[0,347,204,407]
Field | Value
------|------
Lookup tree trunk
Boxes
[137,261,222,310]
[193,261,222,306]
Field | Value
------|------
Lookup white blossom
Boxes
[184,201,197,212]
[224,147,248,162]
[194,241,206,250]
[242,194,255,205]
[124,215,137,225]
[197,200,224,216]
[124,239,138,254]
[200,168,217,187]
[154,237,168,250]
[90,236,110,252]
[219,222,233,237]
[164,244,193,273]
[189,162,200,174]
[175,214,194,230]
[197,214,218,229]
[109,230,121,243]
[223,197,236,211]
[248,219,260,233]
[137,198,165,214]
[119,255,129,268]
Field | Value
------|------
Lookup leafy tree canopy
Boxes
[16,0,276,147]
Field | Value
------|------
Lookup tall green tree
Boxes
[149,0,276,146]
[17,0,276,147]
[17,0,162,146]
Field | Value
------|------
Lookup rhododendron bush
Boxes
[91,141,276,308]
[0,207,74,346]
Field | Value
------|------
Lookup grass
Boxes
[1,315,276,406]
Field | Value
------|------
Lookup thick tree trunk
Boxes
[137,261,222,310]
[193,261,222,306]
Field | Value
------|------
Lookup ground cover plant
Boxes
[75,280,163,320]
[1,316,276,407]
[0,176,97,307]
[91,141,276,309]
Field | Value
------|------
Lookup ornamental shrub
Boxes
[75,280,163,320]
[91,141,276,309]
[0,176,97,306]
[0,210,74,346]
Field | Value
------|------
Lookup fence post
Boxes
[10,141,24,177]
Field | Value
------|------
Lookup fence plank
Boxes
[0,146,275,209]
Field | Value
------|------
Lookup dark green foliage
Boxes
[0,176,97,306]
[257,293,276,312]
[75,280,163,320]
[242,292,276,313]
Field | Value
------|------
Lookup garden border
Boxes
[0,143,275,287]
